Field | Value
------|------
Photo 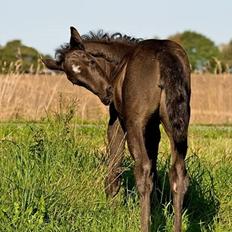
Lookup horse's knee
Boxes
[134,161,153,197]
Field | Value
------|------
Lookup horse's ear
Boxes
[42,58,63,71]
[70,26,85,50]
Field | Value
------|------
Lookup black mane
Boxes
[55,30,142,63]
[82,30,142,44]
[55,43,70,64]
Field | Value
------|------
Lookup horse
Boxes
[43,27,191,232]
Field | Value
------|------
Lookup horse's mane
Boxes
[55,30,142,63]
[82,30,142,44]
[55,44,70,64]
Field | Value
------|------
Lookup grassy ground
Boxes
[0,114,231,231]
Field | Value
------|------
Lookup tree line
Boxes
[0,40,44,74]
[0,31,232,74]
[169,31,232,74]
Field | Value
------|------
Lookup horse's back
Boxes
[123,39,190,90]
[121,39,191,125]
[122,43,162,121]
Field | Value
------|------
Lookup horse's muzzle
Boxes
[102,98,111,106]
[102,86,113,105]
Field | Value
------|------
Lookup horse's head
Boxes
[42,27,113,105]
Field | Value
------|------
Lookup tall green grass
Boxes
[0,113,231,231]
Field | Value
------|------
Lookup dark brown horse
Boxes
[43,27,191,232]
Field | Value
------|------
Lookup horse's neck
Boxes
[84,40,133,84]
[84,40,131,114]
[94,56,115,80]
[111,55,129,84]
[84,40,134,63]
[84,40,130,85]
[111,58,129,115]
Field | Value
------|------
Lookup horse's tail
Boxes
[160,50,191,144]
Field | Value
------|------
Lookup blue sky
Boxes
[0,0,231,55]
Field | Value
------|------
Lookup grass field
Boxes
[0,112,231,231]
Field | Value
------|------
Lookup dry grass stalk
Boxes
[0,73,232,124]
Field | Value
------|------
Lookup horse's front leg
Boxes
[105,106,126,198]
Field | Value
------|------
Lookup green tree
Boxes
[169,31,220,71]
[220,40,232,70]
[0,40,43,73]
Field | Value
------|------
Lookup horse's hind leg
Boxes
[170,139,188,232]
[126,119,153,232]
[160,104,189,232]
[105,105,126,198]
[144,114,161,198]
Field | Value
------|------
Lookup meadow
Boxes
[0,107,231,231]
[0,73,232,231]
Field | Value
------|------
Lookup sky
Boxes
[0,0,231,55]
